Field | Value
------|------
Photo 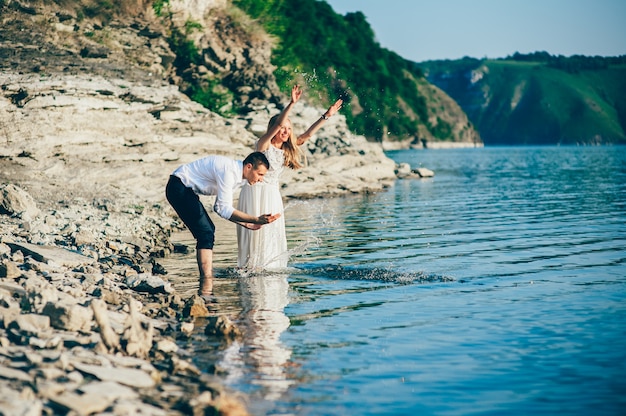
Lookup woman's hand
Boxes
[291,85,303,104]
[296,97,344,146]
[324,98,343,119]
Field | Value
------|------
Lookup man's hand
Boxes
[241,213,281,230]
[258,213,281,224]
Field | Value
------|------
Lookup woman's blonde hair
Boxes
[268,114,303,170]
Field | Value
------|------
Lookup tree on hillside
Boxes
[233,0,429,142]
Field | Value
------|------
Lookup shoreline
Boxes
[0,70,410,415]
[382,140,484,150]
[1,182,255,414]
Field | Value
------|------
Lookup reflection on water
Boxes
[161,228,295,403]
[230,273,292,400]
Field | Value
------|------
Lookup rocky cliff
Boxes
[0,0,400,209]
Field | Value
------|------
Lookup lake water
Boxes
[162,146,626,415]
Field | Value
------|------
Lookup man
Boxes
[165,152,280,296]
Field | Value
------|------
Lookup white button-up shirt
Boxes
[172,156,245,219]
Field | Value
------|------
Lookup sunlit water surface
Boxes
[162,146,626,415]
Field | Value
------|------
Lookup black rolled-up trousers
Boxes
[165,175,215,250]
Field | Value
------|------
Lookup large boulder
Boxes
[0,184,40,220]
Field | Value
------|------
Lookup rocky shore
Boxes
[0,2,436,412]
[0,178,257,415]
[0,67,433,414]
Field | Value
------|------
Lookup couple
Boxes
[166,85,342,296]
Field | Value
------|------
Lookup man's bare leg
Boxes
[197,248,213,295]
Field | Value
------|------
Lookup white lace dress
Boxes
[237,145,289,270]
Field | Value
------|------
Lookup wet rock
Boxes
[125,273,174,294]
[204,315,241,339]
[151,260,167,275]
[169,355,201,377]
[168,293,185,311]
[415,167,435,177]
[208,394,251,416]
[395,163,412,178]
[395,163,435,179]
[180,321,195,337]
[156,338,178,354]
[182,295,210,318]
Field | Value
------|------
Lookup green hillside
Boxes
[0,0,480,145]
[232,0,478,144]
[418,55,626,145]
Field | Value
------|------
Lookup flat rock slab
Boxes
[49,391,113,415]
[7,242,95,267]
[0,365,33,382]
[79,380,139,400]
[72,362,156,389]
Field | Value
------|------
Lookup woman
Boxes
[237,85,343,270]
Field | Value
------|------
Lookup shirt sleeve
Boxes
[213,168,237,219]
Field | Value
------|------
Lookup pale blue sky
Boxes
[324,0,626,62]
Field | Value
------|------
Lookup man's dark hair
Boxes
[243,152,270,170]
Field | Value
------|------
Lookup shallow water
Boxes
[162,146,626,415]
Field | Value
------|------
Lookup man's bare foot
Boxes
[198,291,217,306]
[199,275,213,295]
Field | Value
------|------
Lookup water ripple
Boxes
[293,264,455,284]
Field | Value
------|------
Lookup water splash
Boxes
[285,199,339,230]
[235,235,321,278]
[293,264,455,284]
[288,235,322,257]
